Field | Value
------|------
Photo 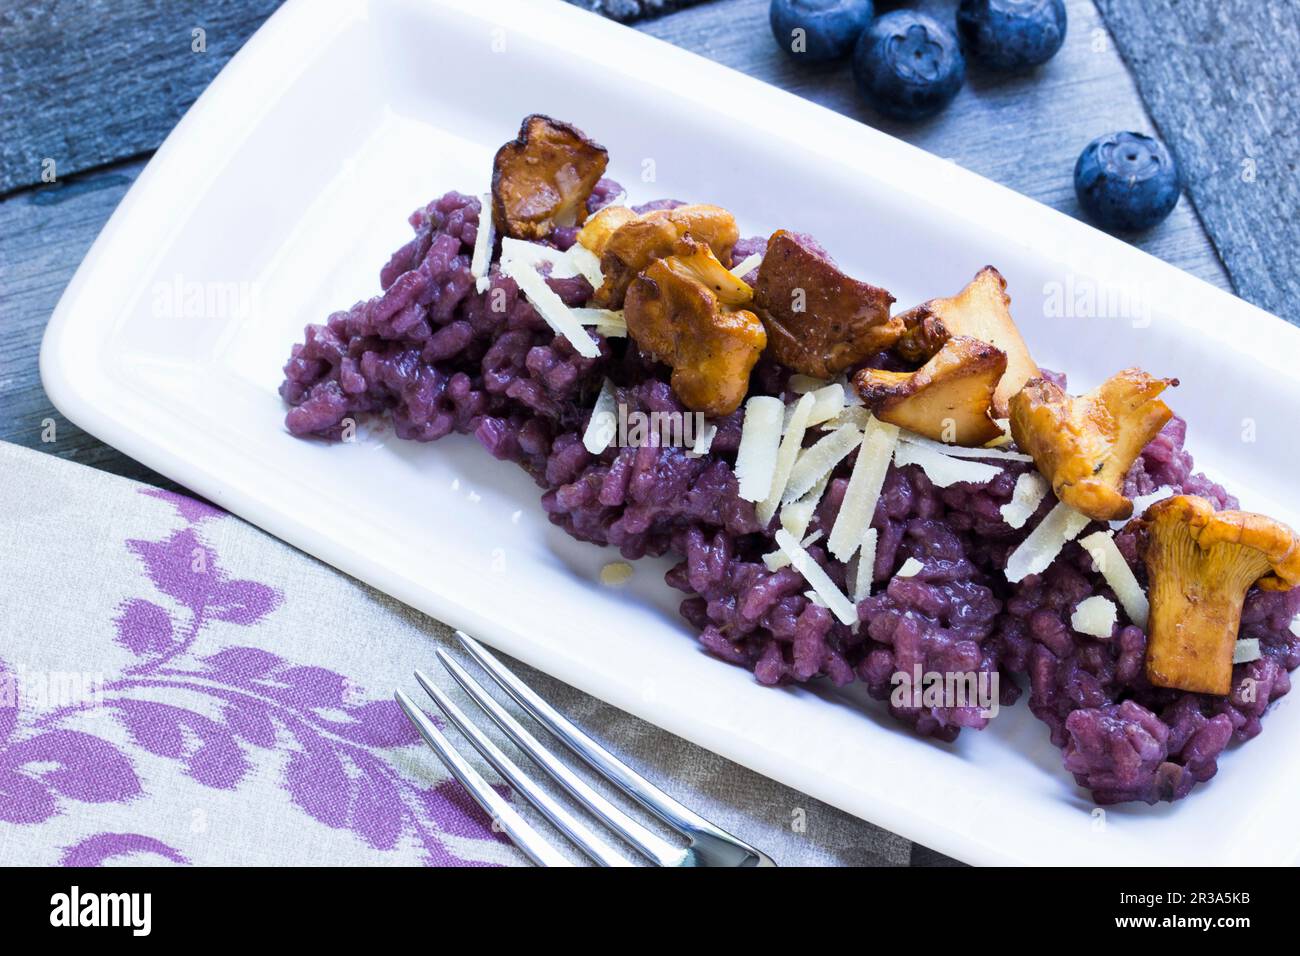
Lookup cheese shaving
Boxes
[730,253,763,279]
[1078,529,1150,629]
[599,562,634,587]
[758,393,816,525]
[779,473,830,541]
[774,529,857,626]
[735,396,785,501]
[985,418,1013,447]
[1115,486,1177,528]
[566,243,604,287]
[788,374,829,394]
[688,423,717,458]
[898,431,1033,463]
[571,308,627,338]
[1233,638,1261,664]
[1291,614,1300,638]
[498,252,600,358]
[819,406,873,431]
[471,193,496,293]
[499,237,577,277]
[804,591,828,608]
[1001,471,1050,529]
[827,418,899,562]
[852,528,878,602]
[782,423,862,503]
[896,557,924,578]
[893,440,1002,488]
[582,380,618,454]
[805,384,846,426]
[1004,501,1092,583]
[762,529,823,571]
[1071,595,1118,638]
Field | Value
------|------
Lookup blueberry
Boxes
[957,0,1067,72]
[1074,132,1182,233]
[770,0,874,61]
[852,11,965,121]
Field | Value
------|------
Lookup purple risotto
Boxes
[281,116,1300,806]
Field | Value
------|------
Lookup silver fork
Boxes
[394,630,775,867]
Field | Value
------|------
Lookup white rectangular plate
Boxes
[41,0,1300,865]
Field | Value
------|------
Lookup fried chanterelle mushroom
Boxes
[1010,368,1175,521]
[591,204,739,309]
[491,114,609,240]
[895,266,1037,417]
[854,336,1007,445]
[751,231,900,379]
[1127,495,1300,695]
[624,237,766,416]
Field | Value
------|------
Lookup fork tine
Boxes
[453,632,743,848]
[435,648,683,867]
[413,671,634,868]
[393,690,570,868]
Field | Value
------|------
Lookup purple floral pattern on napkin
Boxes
[0,489,510,866]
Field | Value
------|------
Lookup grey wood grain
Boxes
[641,0,1231,289]
[1095,0,1300,324]
[0,158,177,487]
[0,0,281,194]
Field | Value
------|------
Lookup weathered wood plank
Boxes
[1095,0,1300,324]
[0,158,178,486]
[0,0,282,194]
[640,0,1231,290]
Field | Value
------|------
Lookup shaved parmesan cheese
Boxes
[779,473,830,541]
[896,557,924,578]
[735,396,784,501]
[471,192,496,293]
[1078,529,1149,629]
[1291,614,1300,638]
[898,431,1033,463]
[1001,471,1050,529]
[1071,595,1118,638]
[1004,501,1092,583]
[1115,486,1177,527]
[688,423,717,458]
[763,530,823,571]
[599,561,634,586]
[819,406,873,431]
[583,380,618,454]
[1234,638,1261,664]
[758,393,816,525]
[730,253,763,278]
[838,376,863,406]
[783,423,862,503]
[805,384,846,426]
[499,237,574,276]
[804,591,828,608]
[566,243,604,287]
[788,374,829,394]
[498,253,600,358]
[775,529,857,626]
[852,528,878,602]
[570,308,627,339]
[985,418,1013,447]
[827,418,900,562]
[893,440,1002,488]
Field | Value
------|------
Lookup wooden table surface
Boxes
[1,0,1294,862]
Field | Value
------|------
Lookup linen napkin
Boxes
[0,441,910,866]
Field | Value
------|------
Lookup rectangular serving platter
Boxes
[41,0,1300,865]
